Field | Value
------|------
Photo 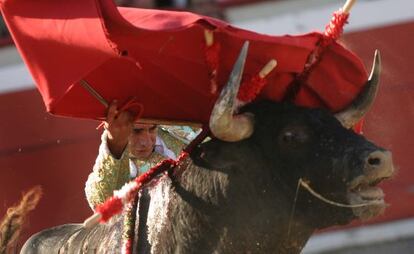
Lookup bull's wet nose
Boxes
[365,150,394,177]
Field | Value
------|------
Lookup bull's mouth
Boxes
[347,175,392,220]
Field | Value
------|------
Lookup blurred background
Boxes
[0,0,413,253]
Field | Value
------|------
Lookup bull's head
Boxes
[193,43,394,228]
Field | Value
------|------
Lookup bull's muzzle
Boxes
[347,149,395,220]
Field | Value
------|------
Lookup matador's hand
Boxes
[105,101,134,159]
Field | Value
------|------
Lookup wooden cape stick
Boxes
[79,80,201,127]
[79,80,109,108]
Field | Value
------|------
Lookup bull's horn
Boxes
[209,41,254,142]
[335,50,381,129]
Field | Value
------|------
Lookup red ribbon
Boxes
[324,10,349,42]
[238,75,267,103]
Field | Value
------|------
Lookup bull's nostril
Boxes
[364,150,394,176]
[368,157,381,166]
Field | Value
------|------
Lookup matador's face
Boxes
[128,124,157,160]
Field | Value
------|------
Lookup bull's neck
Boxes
[171,158,317,253]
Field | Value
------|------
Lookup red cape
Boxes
[0,0,367,124]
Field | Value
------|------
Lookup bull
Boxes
[21,43,394,254]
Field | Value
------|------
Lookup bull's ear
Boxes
[335,50,381,129]
[209,41,255,142]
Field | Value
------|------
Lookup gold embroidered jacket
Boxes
[84,128,188,210]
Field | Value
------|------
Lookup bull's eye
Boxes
[278,126,310,147]
[282,132,295,143]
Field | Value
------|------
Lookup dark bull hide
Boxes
[21,44,394,254]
